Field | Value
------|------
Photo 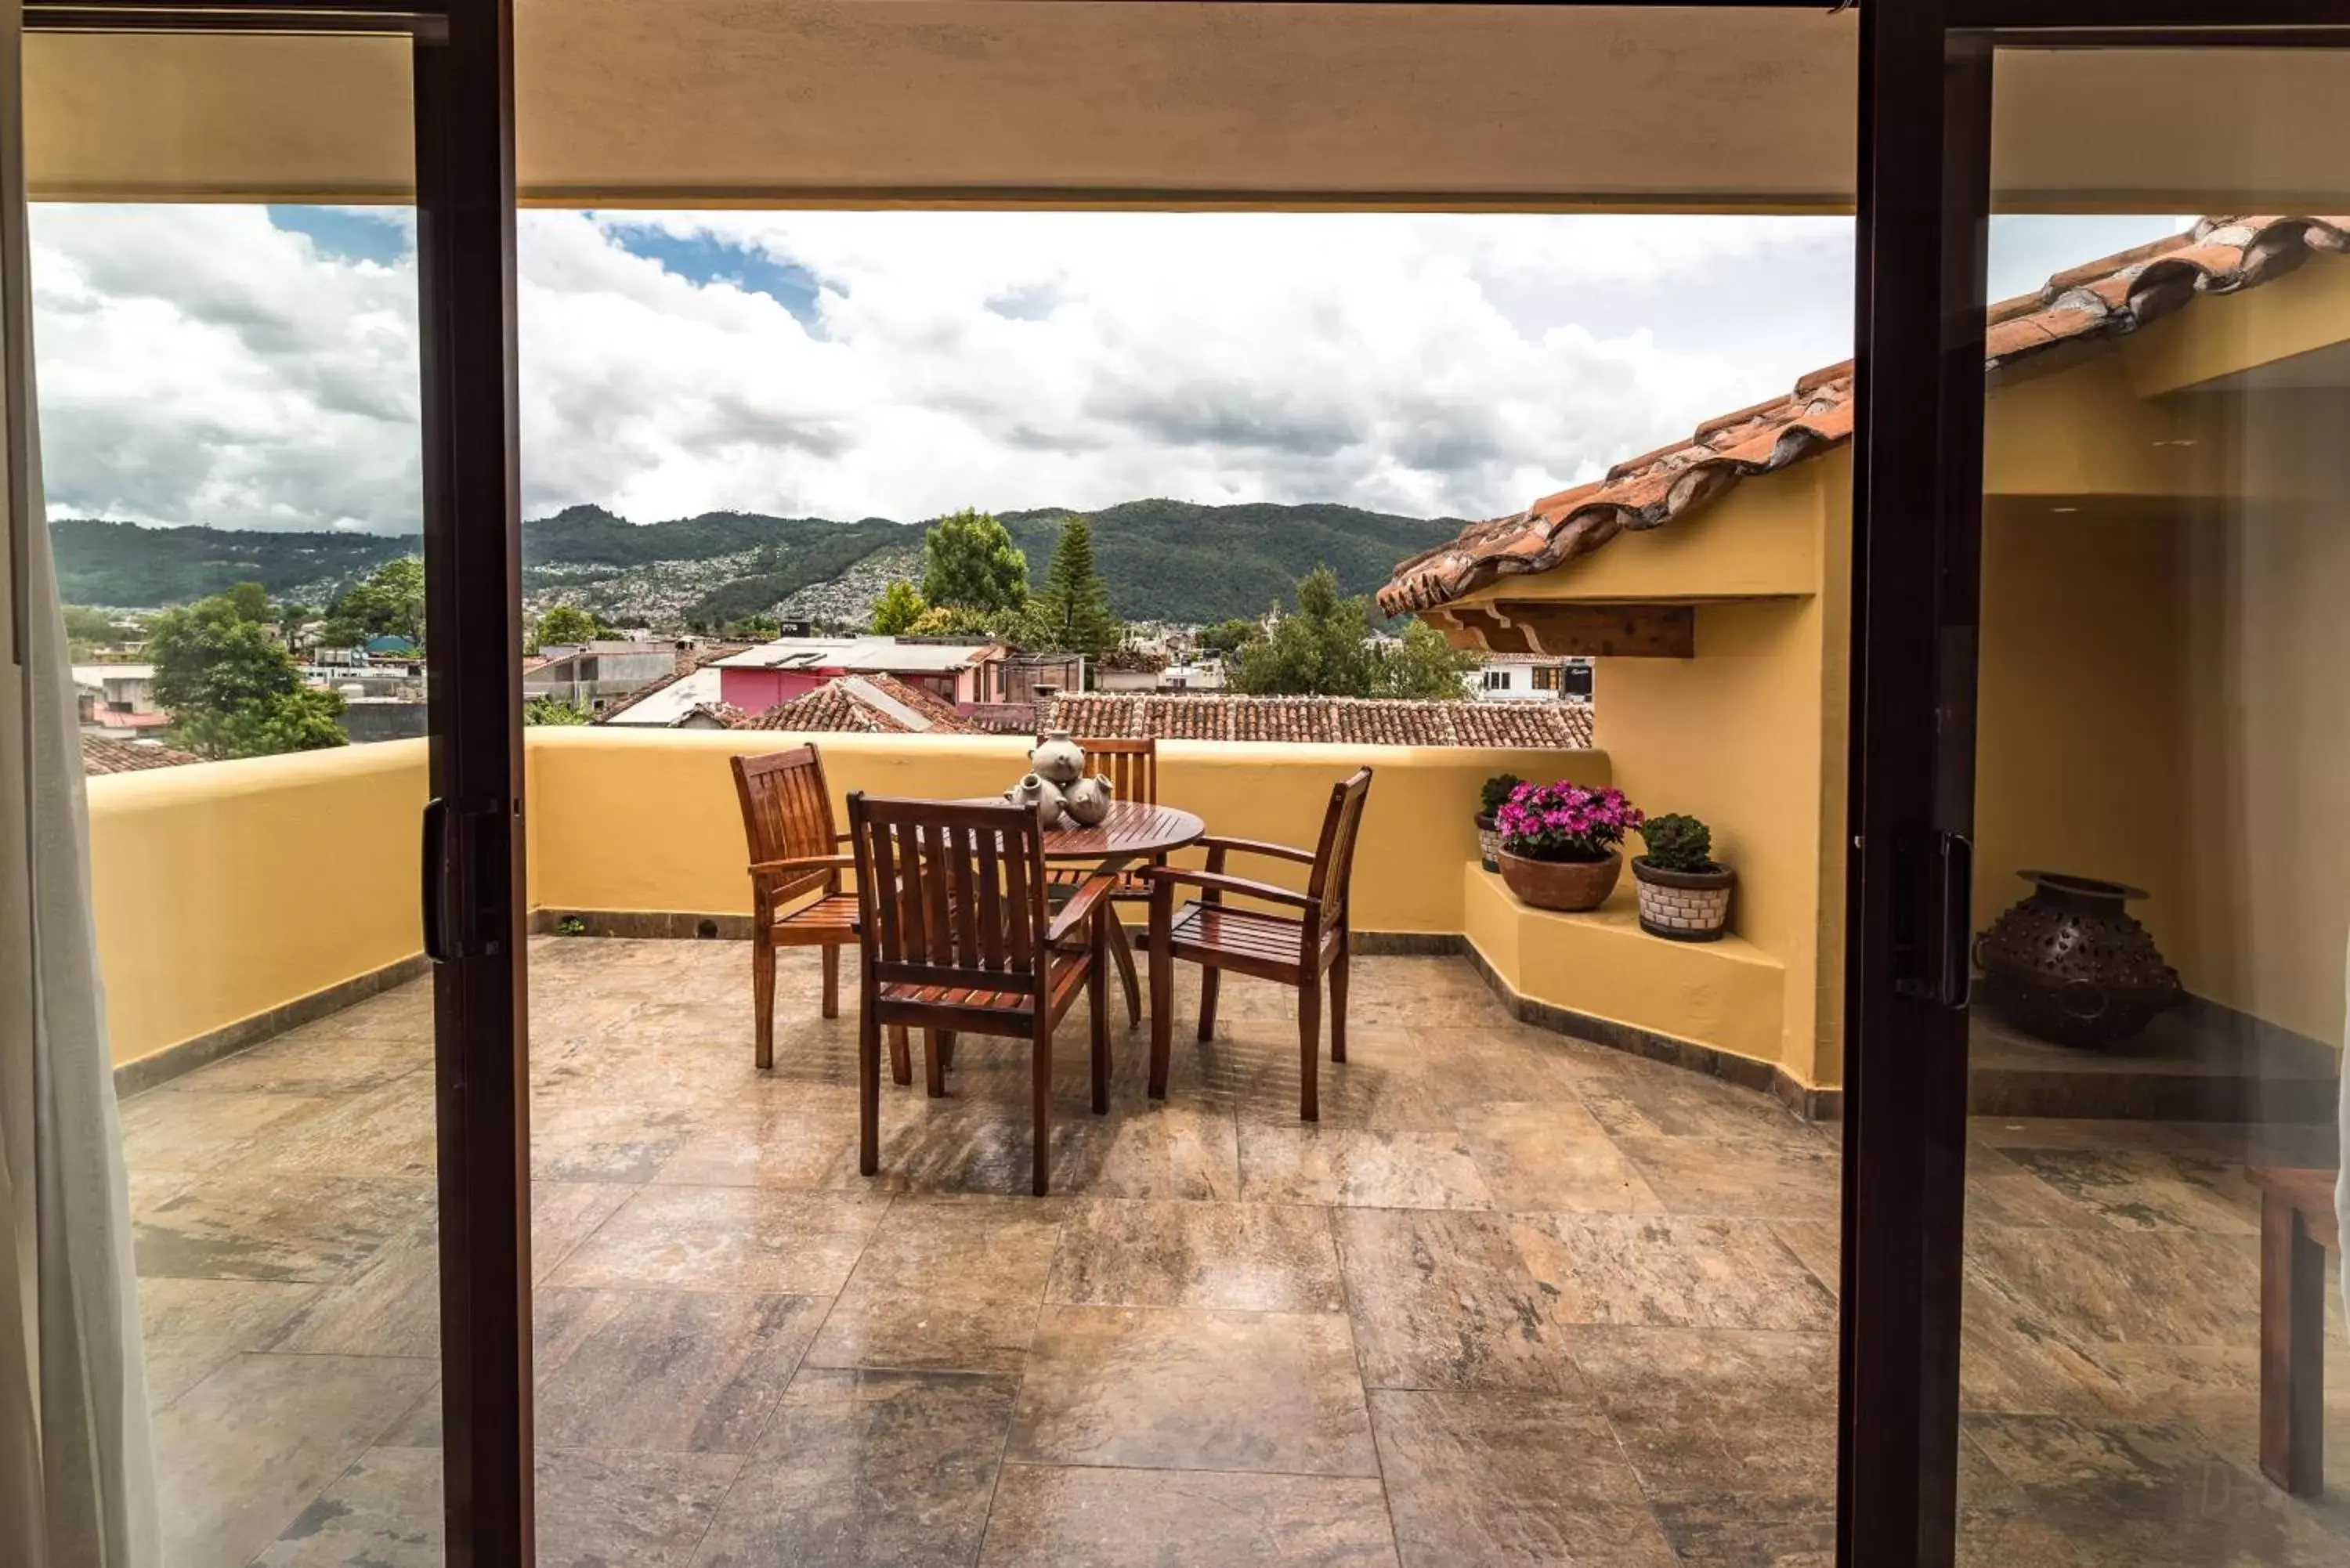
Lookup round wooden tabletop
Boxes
[1035,800,1205,862]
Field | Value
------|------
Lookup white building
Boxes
[1465,653,1592,702]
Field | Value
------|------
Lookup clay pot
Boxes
[1496,850,1621,912]
[1061,774,1114,827]
[1474,814,1501,873]
[1632,858,1734,942]
[1028,730,1086,787]
[1973,869,2181,1049]
[1003,773,1067,828]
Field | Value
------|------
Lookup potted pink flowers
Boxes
[1494,781,1643,912]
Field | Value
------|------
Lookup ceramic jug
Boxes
[1028,730,1086,786]
[1061,773,1114,827]
[1004,772,1067,828]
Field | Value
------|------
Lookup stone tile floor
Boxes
[121,937,2349,1566]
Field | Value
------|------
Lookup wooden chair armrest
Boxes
[1046,873,1119,945]
[1195,834,1317,867]
[749,854,854,878]
[1137,865,1314,911]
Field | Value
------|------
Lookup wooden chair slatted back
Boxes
[1307,768,1376,932]
[1076,736,1158,805]
[850,794,1049,995]
[732,746,839,905]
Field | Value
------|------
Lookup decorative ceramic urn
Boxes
[1973,870,2181,1049]
[1004,773,1068,828]
[1029,731,1086,787]
[1061,774,1114,827]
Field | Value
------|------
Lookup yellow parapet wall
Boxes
[86,738,429,1068]
[85,728,1605,1070]
[525,727,1604,938]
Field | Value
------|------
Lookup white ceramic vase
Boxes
[1061,774,1114,827]
[1029,730,1086,787]
[1004,772,1067,828]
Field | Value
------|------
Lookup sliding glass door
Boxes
[1846,7,2350,1565]
[14,4,526,1563]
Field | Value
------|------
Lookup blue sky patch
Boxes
[266,206,412,266]
[606,225,826,327]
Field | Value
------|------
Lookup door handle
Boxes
[422,795,507,963]
[1893,828,1973,1011]
[421,796,452,961]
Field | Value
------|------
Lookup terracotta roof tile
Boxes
[1379,215,2350,616]
[81,734,201,775]
[1045,694,1592,750]
[732,674,981,735]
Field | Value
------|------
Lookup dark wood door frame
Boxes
[1838,4,2350,1566]
[20,3,530,1563]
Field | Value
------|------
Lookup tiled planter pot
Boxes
[1475,814,1501,873]
[1497,849,1621,912]
[1632,857,1734,941]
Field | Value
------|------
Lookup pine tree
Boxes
[1029,514,1122,659]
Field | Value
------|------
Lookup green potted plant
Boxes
[1475,773,1524,873]
[1632,813,1734,941]
[1494,782,1642,912]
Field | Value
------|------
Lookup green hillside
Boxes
[50,519,418,607]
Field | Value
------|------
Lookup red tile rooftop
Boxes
[1379,215,2350,617]
[1047,692,1593,749]
[81,734,201,775]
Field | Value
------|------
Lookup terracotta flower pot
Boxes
[1632,857,1734,941]
[1497,849,1621,912]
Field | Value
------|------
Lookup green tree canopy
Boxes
[1025,514,1122,659]
[1228,565,1379,698]
[868,579,927,635]
[531,604,601,650]
[149,591,348,758]
[320,556,425,649]
[222,581,272,624]
[1372,618,1480,699]
[61,605,140,654]
[1196,617,1264,657]
[523,694,593,726]
[908,603,1002,639]
[920,508,1029,617]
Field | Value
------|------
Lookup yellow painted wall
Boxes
[526,728,1601,938]
[86,739,428,1067]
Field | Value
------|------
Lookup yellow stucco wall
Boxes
[88,729,1602,1069]
[86,739,428,1067]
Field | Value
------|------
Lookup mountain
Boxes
[50,500,1466,625]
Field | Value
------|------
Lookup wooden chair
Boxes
[1047,735,1159,1028]
[732,746,909,1084]
[2247,1164,2340,1496]
[1141,768,1373,1121]
[848,794,1117,1196]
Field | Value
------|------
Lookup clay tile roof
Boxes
[1045,693,1593,750]
[1379,215,2350,616]
[81,734,201,775]
[736,674,981,735]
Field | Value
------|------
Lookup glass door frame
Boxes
[16,3,530,1563]
[1840,4,2350,1566]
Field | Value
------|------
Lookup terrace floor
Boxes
[122,938,2348,1566]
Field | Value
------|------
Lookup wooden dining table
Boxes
[960,797,1206,1024]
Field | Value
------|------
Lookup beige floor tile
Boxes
[1513,1213,1836,1331]
[1570,1327,1837,1504]
[137,1276,320,1410]
[253,1443,443,1568]
[978,1462,1400,1567]
[1010,1304,1377,1476]
[533,1288,827,1452]
[1334,1209,1574,1393]
[1458,1102,1665,1214]
[1612,1135,1842,1220]
[1239,1124,1496,1209]
[135,1172,435,1284]
[804,1194,1066,1374]
[1047,1198,1344,1312]
[548,1184,887,1295]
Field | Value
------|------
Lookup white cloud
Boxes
[31,206,1867,532]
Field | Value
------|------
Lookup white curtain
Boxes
[1,2,163,1562]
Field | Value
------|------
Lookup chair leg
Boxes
[1329,927,1349,1065]
[1148,898,1175,1100]
[1297,970,1321,1123]
[1032,1016,1054,1197]
[821,943,840,1020]
[752,934,777,1071]
[1089,917,1112,1116]
[1108,912,1143,1031]
[924,1029,948,1099]
[1198,966,1221,1042]
[939,1032,956,1069]
[888,1024,912,1086]
[858,1004,880,1177]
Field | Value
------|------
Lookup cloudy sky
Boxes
[25,207,2185,533]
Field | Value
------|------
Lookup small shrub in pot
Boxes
[1475,773,1524,872]
[1632,812,1734,941]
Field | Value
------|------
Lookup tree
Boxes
[1026,515,1122,659]
[920,508,1029,617]
[531,604,600,650]
[1229,565,1378,697]
[729,612,782,640]
[320,556,425,648]
[62,605,139,656]
[222,581,272,624]
[1196,617,1264,657]
[148,591,347,758]
[868,579,926,635]
[909,603,1001,638]
[1372,619,1480,699]
[523,694,592,726]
